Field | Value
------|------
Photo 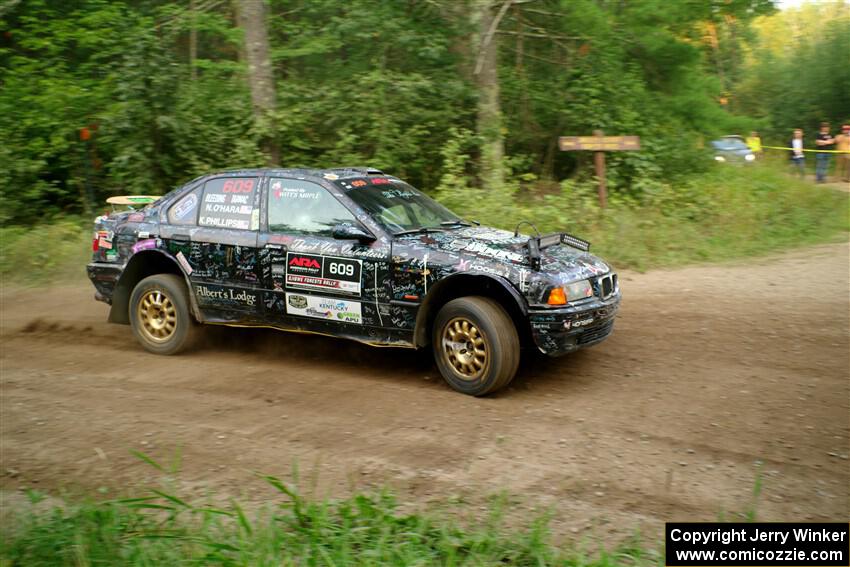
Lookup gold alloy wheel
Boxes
[441,317,488,380]
[137,289,177,343]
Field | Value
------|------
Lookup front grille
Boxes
[577,319,614,345]
[597,273,617,300]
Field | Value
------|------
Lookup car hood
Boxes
[400,226,612,282]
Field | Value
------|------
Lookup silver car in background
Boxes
[711,135,756,164]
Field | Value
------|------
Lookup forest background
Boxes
[0,0,848,274]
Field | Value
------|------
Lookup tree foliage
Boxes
[0,0,845,225]
[734,1,850,141]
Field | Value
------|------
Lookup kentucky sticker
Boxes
[285,293,362,325]
[285,252,362,296]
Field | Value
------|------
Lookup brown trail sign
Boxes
[559,130,641,207]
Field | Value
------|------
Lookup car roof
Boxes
[203,166,386,181]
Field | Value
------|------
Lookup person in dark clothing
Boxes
[789,128,806,178]
[815,122,835,183]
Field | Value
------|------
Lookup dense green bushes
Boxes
[0,0,805,226]
[440,164,849,270]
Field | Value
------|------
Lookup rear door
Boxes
[160,175,262,321]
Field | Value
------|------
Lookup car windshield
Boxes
[712,139,749,151]
[339,180,463,233]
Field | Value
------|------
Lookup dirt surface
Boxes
[2,243,849,542]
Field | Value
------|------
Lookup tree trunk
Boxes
[473,0,506,190]
[236,0,279,165]
[189,0,198,81]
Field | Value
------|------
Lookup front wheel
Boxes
[129,274,197,355]
[432,296,520,396]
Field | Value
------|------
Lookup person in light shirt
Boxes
[789,128,805,178]
[835,124,850,183]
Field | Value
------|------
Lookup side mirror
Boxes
[332,223,376,242]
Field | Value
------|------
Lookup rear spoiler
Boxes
[526,232,591,270]
[105,195,159,213]
[106,195,158,207]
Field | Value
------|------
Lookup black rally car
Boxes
[87,167,620,395]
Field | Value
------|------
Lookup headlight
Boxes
[547,280,593,305]
[714,156,726,162]
[745,153,755,161]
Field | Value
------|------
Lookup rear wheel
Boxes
[432,296,520,396]
[129,274,197,355]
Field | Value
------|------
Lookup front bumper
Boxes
[528,293,620,356]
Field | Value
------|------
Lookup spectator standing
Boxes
[746,131,762,159]
[790,128,806,178]
[814,122,835,183]
[835,124,850,183]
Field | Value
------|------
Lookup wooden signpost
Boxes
[558,130,641,208]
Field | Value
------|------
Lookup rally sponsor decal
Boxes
[194,283,257,308]
[176,251,193,275]
[286,253,322,277]
[285,293,362,325]
[172,192,198,220]
[132,238,158,254]
[97,230,113,250]
[285,252,362,296]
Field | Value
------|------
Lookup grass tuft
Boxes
[0,478,660,566]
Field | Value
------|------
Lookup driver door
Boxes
[257,177,391,336]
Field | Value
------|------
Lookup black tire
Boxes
[129,274,198,355]
[432,296,520,396]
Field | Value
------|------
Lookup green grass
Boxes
[444,164,849,271]
[0,216,91,286]
[0,476,658,566]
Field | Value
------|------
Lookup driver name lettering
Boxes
[204,204,253,215]
[198,216,250,229]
